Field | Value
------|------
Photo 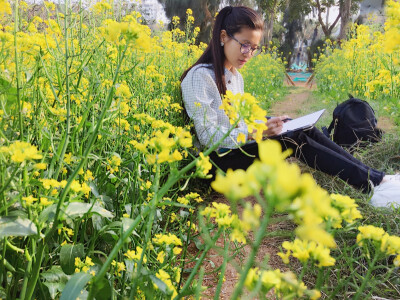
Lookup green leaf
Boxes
[60,272,92,300]
[0,217,38,238]
[60,243,84,275]
[43,282,64,300]
[65,202,113,219]
[39,202,113,223]
[150,275,169,294]
[41,266,69,299]
[38,204,57,223]
[93,278,111,300]
[0,286,6,298]
[0,77,17,104]
[41,266,69,282]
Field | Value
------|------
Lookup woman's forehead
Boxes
[235,28,262,43]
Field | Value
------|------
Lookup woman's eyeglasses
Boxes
[228,34,262,56]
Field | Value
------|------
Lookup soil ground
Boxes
[199,81,316,299]
[197,79,397,299]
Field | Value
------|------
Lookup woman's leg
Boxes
[209,127,384,192]
[274,127,384,191]
[209,142,259,175]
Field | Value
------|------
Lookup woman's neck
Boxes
[224,61,236,74]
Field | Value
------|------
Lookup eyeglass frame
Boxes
[227,33,262,56]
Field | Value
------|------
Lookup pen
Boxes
[282,118,292,122]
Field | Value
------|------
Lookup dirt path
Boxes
[200,83,314,299]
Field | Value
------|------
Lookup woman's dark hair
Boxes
[180,6,264,96]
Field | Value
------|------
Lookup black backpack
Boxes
[322,95,383,149]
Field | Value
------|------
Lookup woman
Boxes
[180,6,400,207]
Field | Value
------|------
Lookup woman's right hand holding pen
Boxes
[263,115,290,137]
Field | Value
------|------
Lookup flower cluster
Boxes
[75,256,95,274]
[101,14,151,48]
[129,115,192,165]
[211,140,362,251]
[357,225,400,266]
[220,91,267,143]
[200,201,262,244]
[244,268,321,299]
[278,239,335,268]
[0,141,42,163]
[383,0,400,53]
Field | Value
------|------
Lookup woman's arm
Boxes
[181,67,248,149]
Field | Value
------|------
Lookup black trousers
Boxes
[209,127,384,192]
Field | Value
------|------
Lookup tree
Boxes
[314,0,341,37]
[157,0,220,43]
[338,0,352,39]
[255,0,281,44]
[312,0,361,39]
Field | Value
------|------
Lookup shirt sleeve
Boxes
[181,67,248,150]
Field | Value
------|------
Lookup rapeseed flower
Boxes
[220,91,267,143]
[0,141,42,163]
[22,195,38,206]
[125,246,147,263]
[155,269,178,298]
[195,152,212,178]
[152,233,182,246]
[75,256,95,273]
[278,239,335,268]
[0,0,12,15]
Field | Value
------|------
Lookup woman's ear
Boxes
[220,29,228,44]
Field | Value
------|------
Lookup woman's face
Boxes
[220,27,262,71]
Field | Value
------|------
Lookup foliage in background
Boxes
[314,0,400,124]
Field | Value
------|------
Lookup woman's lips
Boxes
[239,59,247,65]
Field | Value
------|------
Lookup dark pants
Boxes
[209,127,384,192]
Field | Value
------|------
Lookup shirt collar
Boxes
[224,67,237,81]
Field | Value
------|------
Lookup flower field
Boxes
[1,0,400,299]
[314,0,400,124]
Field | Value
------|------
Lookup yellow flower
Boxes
[40,197,53,206]
[196,152,212,178]
[237,132,246,144]
[0,141,43,163]
[124,246,147,263]
[22,195,38,206]
[152,233,182,246]
[155,269,178,298]
[357,225,386,244]
[157,251,165,264]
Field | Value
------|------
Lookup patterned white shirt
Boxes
[181,63,248,151]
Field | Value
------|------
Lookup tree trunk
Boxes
[315,0,341,38]
[338,0,352,40]
[266,12,275,44]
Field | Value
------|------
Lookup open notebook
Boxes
[268,109,326,138]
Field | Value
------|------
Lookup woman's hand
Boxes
[263,116,290,137]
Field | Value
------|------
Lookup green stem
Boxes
[19,259,32,300]
[13,0,23,139]
[53,0,72,179]
[195,267,205,300]
[25,42,130,300]
[175,229,222,299]
[353,251,379,300]
[0,165,20,195]
[129,164,161,299]
[24,241,45,300]
[231,203,274,300]
[87,206,151,300]
[214,234,230,300]
[315,267,325,290]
